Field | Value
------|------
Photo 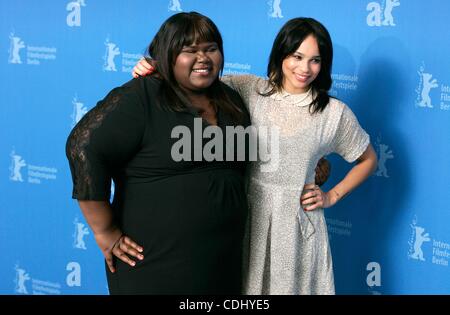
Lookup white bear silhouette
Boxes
[75,223,89,249]
[9,36,25,64]
[410,226,430,261]
[270,0,283,18]
[15,268,30,294]
[10,154,26,182]
[376,143,393,178]
[168,0,182,12]
[104,42,120,71]
[418,72,438,108]
[72,99,87,125]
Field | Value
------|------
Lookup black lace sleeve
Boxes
[66,85,146,200]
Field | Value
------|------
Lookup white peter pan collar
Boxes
[269,88,313,107]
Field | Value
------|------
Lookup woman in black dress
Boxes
[66,12,250,294]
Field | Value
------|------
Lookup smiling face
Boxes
[173,41,223,94]
[281,34,322,94]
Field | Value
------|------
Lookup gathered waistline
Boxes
[249,176,301,192]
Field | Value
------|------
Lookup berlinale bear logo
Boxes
[9,150,26,182]
[8,33,25,64]
[416,65,439,109]
[14,265,30,294]
[268,0,283,19]
[103,39,120,72]
[168,0,182,12]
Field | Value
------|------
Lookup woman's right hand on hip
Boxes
[95,228,144,273]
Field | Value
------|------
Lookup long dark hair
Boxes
[262,17,333,114]
[147,12,243,121]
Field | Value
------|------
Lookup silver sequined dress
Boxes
[222,75,370,295]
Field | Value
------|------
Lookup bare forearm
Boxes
[301,145,377,211]
[329,144,378,204]
[77,200,143,272]
[78,200,117,235]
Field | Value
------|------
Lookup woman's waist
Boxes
[120,164,244,183]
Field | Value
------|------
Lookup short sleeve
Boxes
[66,85,146,200]
[331,104,370,163]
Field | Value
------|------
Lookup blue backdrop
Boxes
[1,0,449,295]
